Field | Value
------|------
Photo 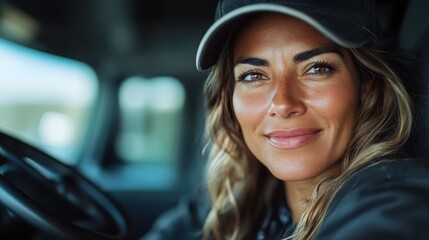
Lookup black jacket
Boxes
[142,158,429,239]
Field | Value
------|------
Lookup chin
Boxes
[265,157,338,182]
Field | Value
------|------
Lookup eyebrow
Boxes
[293,47,343,62]
[234,57,269,67]
[234,47,343,67]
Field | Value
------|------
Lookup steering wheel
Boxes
[0,132,130,240]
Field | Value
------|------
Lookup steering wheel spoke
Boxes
[0,132,130,240]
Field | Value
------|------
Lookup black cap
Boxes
[196,0,380,71]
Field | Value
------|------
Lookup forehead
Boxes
[233,13,336,56]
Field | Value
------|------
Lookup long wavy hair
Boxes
[201,31,413,239]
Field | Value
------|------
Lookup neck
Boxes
[284,179,316,223]
[283,163,341,223]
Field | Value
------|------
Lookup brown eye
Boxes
[310,66,330,74]
[306,61,338,76]
[238,71,269,82]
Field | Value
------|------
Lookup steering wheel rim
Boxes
[0,132,130,240]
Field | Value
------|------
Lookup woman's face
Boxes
[232,13,364,181]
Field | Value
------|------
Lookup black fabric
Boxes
[406,27,429,157]
[316,158,429,239]
[141,187,209,240]
[142,158,429,239]
[256,183,294,240]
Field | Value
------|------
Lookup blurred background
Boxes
[0,0,217,238]
[2,0,424,239]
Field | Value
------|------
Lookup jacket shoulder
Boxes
[342,157,429,190]
[317,158,429,240]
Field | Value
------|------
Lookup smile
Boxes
[265,128,322,149]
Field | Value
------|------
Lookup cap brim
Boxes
[196,3,375,71]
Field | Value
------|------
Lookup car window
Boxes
[0,38,98,165]
[117,76,186,163]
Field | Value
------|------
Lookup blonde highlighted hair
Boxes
[202,37,413,239]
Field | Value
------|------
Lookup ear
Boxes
[360,77,373,103]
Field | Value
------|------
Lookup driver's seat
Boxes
[399,0,429,157]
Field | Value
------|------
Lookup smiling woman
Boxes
[143,0,429,240]
[232,14,362,184]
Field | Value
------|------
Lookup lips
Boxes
[265,128,321,149]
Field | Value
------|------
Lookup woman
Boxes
[144,0,429,239]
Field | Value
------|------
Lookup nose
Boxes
[268,80,306,118]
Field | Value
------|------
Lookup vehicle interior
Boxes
[0,0,428,239]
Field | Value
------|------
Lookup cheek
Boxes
[313,89,358,117]
[310,81,361,151]
[232,89,270,129]
[309,78,361,120]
